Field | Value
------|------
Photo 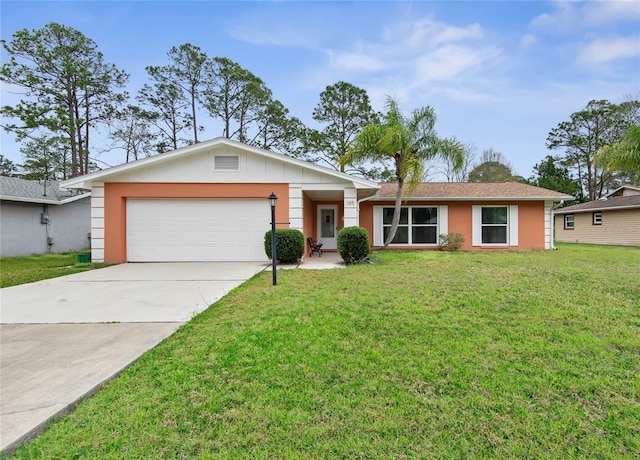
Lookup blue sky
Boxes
[1,1,639,179]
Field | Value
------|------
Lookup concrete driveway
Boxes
[0,262,265,454]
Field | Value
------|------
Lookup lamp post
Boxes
[269,192,278,285]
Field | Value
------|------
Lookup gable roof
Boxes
[373,182,573,201]
[554,194,640,214]
[605,185,640,198]
[0,176,90,205]
[60,137,379,191]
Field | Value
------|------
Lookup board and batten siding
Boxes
[555,209,640,246]
[105,144,345,186]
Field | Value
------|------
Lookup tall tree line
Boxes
[0,24,307,178]
[1,23,128,178]
[546,99,640,200]
[3,22,637,189]
[117,46,305,159]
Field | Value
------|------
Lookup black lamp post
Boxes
[269,192,278,285]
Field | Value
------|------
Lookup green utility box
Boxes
[77,253,91,263]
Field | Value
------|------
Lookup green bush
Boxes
[264,229,304,263]
[438,232,465,251]
[337,227,370,264]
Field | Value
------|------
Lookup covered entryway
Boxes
[127,198,270,262]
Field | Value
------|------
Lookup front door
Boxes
[317,205,338,250]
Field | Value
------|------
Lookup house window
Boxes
[472,205,518,246]
[481,206,508,244]
[564,214,574,229]
[592,212,602,225]
[382,207,438,244]
[214,155,239,170]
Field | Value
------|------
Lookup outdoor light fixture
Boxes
[269,192,278,209]
[269,193,278,285]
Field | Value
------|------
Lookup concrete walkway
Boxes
[0,262,264,454]
[272,252,345,271]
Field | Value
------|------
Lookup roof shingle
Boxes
[375,182,573,200]
[0,176,83,203]
[554,195,640,214]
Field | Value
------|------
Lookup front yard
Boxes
[7,244,640,458]
[0,253,110,288]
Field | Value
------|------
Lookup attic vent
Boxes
[215,155,239,171]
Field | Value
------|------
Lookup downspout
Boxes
[550,200,565,250]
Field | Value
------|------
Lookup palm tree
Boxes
[597,124,640,172]
[341,97,464,248]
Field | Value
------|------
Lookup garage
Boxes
[59,138,380,263]
[127,198,270,262]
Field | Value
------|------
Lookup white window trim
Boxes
[592,212,602,225]
[373,205,448,246]
[564,214,575,229]
[472,205,518,247]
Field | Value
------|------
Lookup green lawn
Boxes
[7,244,640,458]
[0,252,111,288]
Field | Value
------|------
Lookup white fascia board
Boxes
[301,183,357,191]
[59,192,92,204]
[60,179,90,191]
[554,204,640,214]
[61,137,380,192]
[0,195,61,205]
[368,196,569,202]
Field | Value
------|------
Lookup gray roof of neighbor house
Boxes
[0,176,90,205]
[605,185,640,198]
[554,194,640,214]
[374,182,573,201]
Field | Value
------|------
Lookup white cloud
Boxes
[530,1,579,33]
[439,85,501,103]
[582,1,640,25]
[412,45,498,83]
[233,28,316,48]
[324,49,387,73]
[407,18,484,47]
[520,34,537,47]
[578,36,640,64]
[531,0,640,32]
[316,15,498,91]
[226,13,324,49]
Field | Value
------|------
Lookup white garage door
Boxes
[127,199,270,262]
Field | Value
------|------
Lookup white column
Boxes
[288,184,303,231]
[90,183,105,262]
[544,200,553,250]
[343,187,358,227]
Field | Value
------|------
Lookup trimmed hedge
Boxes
[264,229,305,263]
[337,226,370,265]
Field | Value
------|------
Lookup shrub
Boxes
[264,229,304,263]
[438,232,465,251]
[337,227,370,264]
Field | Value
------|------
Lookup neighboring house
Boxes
[554,185,640,247]
[0,176,91,258]
[60,138,572,263]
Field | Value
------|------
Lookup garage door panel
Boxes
[127,199,270,262]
